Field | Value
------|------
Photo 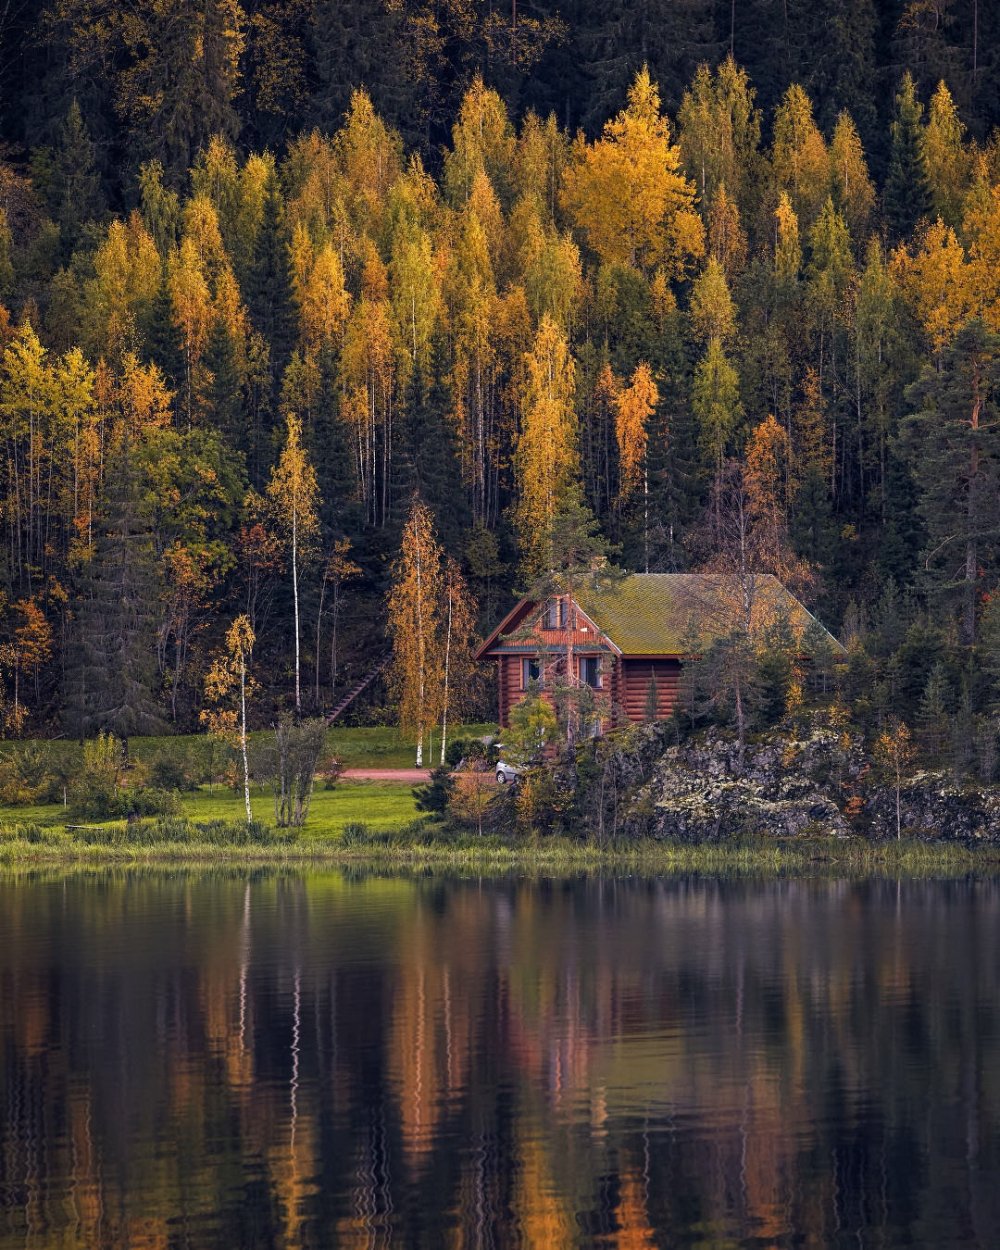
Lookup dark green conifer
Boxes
[884,73,933,238]
[65,438,166,742]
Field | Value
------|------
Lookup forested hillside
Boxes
[0,0,998,754]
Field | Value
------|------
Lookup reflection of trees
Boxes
[1,873,999,1247]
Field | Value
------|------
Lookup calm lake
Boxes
[1,871,999,1248]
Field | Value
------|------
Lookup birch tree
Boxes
[513,315,579,578]
[614,362,659,570]
[439,556,477,765]
[267,414,320,713]
[201,614,257,824]
[387,498,444,767]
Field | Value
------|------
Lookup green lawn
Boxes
[0,780,423,838]
[183,780,423,836]
[0,723,499,837]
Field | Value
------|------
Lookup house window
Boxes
[521,657,542,689]
[580,656,602,689]
[542,598,566,630]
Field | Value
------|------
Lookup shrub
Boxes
[447,768,497,836]
[147,748,201,792]
[71,784,181,821]
[0,744,73,805]
[252,716,330,826]
[414,765,455,814]
[341,821,372,844]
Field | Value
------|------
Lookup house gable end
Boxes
[474,595,622,660]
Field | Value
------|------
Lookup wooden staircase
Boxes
[325,654,389,724]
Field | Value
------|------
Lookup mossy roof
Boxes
[576,573,844,657]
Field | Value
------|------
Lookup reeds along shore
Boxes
[2,831,999,877]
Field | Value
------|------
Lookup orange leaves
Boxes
[13,599,52,673]
[891,218,974,353]
[613,362,659,506]
[289,223,350,351]
[266,414,320,551]
[560,68,703,276]
[200,613,256,744]
[745,414,792,528]
[513,315,579,577]
[771,84,830,226]
[386,498,445,762]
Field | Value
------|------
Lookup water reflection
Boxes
[1,872,999,1248]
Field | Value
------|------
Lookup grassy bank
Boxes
[2,830,1000,877]
[0,722,498,838]
[0,779,423,836]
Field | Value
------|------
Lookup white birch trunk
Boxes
[240,653,252,824]
[292,501,301,714]
[441,586,453,766]
[415,543,424,768]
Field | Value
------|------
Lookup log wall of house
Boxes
[498,655,523,728]
[620,659,681,722]
[497,651,615,728]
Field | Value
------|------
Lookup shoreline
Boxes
[3,835,1000,876]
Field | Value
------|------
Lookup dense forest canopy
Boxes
[0,0,998,752]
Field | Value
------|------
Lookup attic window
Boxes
[542,598,567,630]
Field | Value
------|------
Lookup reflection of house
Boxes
[475,573,843,729]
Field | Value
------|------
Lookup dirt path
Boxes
[340,768,431,782]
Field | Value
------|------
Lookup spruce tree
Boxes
[918,660,951,759]
[884,73,933,239]
[246,177,295,377]
[901,322,1000,646]
[50,101,105,256]
[203,320,245,449]
[805,0,878,146]
[66,438,166,744]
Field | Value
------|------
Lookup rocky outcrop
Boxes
[865,774,1000,843]
[617,725,862,842]
[603,722,1000,844]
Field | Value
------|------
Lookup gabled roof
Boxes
[477,573,845,659]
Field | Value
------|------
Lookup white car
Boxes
[495,758,520,784]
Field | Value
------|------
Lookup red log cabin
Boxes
[475,573,844,730]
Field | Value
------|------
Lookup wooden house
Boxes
[475,573,844,729]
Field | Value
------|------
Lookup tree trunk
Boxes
[292,502,301,714]
[240,654,252,824]
[440,584,453,766]
[330,582,340,697]
[965,367,982,647]
[415,543,425,768]
[734,668,746,774]
[315,565,328,706]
